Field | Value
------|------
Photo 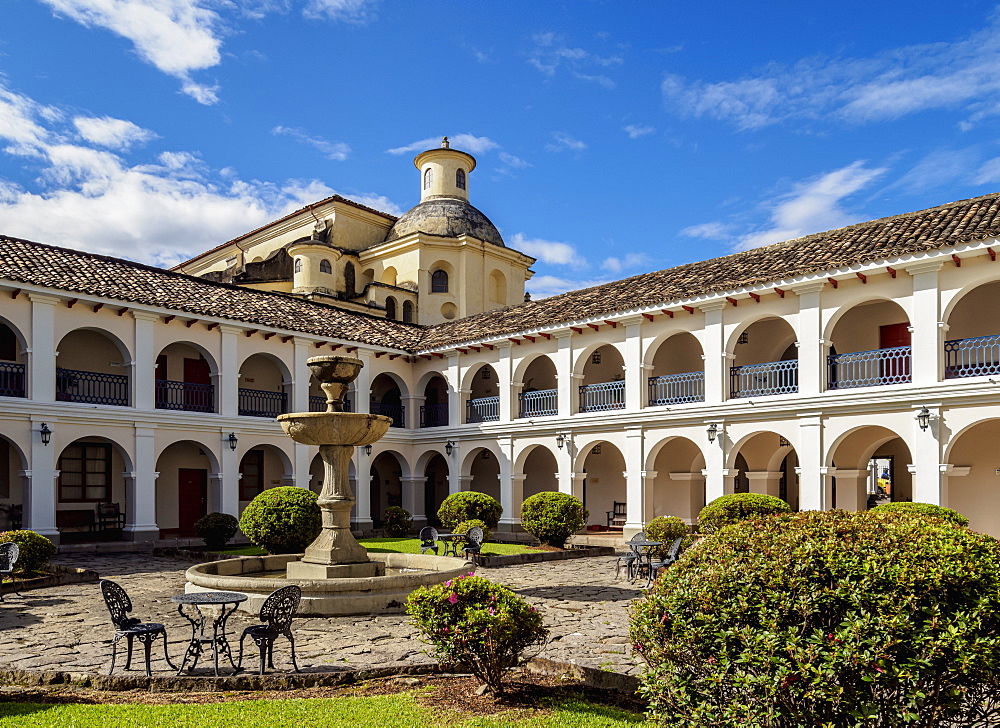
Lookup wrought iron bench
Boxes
[97,502,126,531]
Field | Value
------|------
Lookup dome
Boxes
[384,197,504,247]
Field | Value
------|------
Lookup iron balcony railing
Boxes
[519,388,558,418]
[56,367,129,406]
[579,380,626,412]
[0,362,25,398]
[420,402,449,427]
[648,371,704,406]
[238,388,287,418]
[730,360,798,398]
[467,396,500,423]
[371,402,404,427]
[310,396,352,412]
[155,380,214,412]
[828,346,912,389]
[944,334,1000,379]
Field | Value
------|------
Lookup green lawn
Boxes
[215,538,537,557]
[0,692,647,727]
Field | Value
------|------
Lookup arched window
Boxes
[319,259,332,274]
[385,297,397,321]
[423,168,433,190]
[344,261,355,295]
[402,300,414,323]
[456,168,466,190]
[294,258,302,273]
[431,269,449,293]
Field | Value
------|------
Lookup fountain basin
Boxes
[185,553,475,616]
[277,411,391,447]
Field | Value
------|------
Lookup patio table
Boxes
[437,533,462,557]
[627,541,662,584]
[171,591,248,676]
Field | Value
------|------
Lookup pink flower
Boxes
[448,593,459,605]
[445,580,452,587]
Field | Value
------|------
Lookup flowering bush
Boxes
[382,506,412,537]
[194,512,239,549]
[437,492,502,530]
[0,530,55,573]
[406,574,548,693]
[520,492,588,547]
[871,500,970,527]
[630,510,1000,726]
[697,492,790,533]
[239,487,321,554]
[454,519,491,543]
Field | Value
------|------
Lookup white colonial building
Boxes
[1,141,999,544]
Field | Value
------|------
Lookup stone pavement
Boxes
[0,553,646,678]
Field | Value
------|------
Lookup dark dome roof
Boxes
[384,197,504,247]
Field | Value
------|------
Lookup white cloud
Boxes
[39,0,224,104]
[498,151,530,169]
[602,252,649,274]
[386,133,499,156]
[680,221,736,240]
[302,0,377,22]
[733,161,887,251]
[661,15,1000,130]
[338,192,401,216]
[0,86,58,154]
[272,125,350,161]
[528,32,623,89]
[510,233,584,266]
[623,124,655,139]
[73,116,156,150]
[545,132,587,153]
[974,156,1000,185]
[526,274,613,300]
[889,148,981,194]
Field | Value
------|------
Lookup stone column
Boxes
[352,447,372,530]
[625,427,645,533]
[668,472,706,525]
[829,469,868,511]
[458,475,474,492]
[291,338,313,413]
[218,325,241,417]
[28,294,58,402]
[622,317,644,413]
[939,464,971,511]
[293,442,312,489]
[911,403,943,504]
[797,414,824,510]
[554,331,573,416]
[219,433,240,517]
[446,353,462,427]
[641,470,658,524]
[906,262,944,386]
[132,311,158,411]
[400,476,427,529]
[26,417,58,539]
[556,434,574,495]
[496,342,513,422]
[571,472,587,504]
[502,475,526,532]
[497,436,517,529]
[125,426,159,542]
[791,282,826,396]
[702,422,728,502]
[403,395,421,430]
[746,471,782,497]
[699,302,727,404]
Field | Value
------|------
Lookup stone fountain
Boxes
[184,356,473,615]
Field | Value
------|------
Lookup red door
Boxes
[183,357,211,411]
[177,468,207,536]
[879,323,912,382]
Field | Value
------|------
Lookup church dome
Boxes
[384,197,505,247]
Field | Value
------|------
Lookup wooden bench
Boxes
[56,509,96,531]
[606,501,627,529]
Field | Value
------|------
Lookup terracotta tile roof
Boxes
[170,194,398,271]
[420,192,1000,349]
[0,235,423,351]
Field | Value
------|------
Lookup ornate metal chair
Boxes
[0,542,19,601]
[99,579,175,676]
[614,531,645,581]
[419,526,439,555]
[238,585,302,675]
[460,526,484,559]
[96,502,126,532]
[641,537,685,589]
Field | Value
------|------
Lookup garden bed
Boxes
[0,565,98,595]
[471,545,616,568]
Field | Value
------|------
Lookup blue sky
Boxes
[2,1,1000,298]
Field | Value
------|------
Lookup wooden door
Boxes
[879,323,912,382]
[177,468,207,535]
[183,357,211,410]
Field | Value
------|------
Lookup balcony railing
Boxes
[0,362,25,398]
[238,388,287,418]
[155,380,214,412]
[828,346,911,389]
[519,388,557,418]
[371,402,404,427]
[310,396,352,412]
[579,380,625,412]
[467,396,500,423]
[730,360,798,398]
[648,371,704,406]
[56,367,129,406]
[420,402,449,427]
[945,334,1000,379]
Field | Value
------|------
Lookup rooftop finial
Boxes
[441,136,450,148]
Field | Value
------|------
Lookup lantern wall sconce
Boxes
[364,444,372,456]
[228,432,238,451]
[39,423,52,446]
[707,422,719,443]
[779,436,791,447]
[445,440,456,456]
[591,351,601,364]
[916,407,932,432]
[590,444,602,455]
[555,432,566,449]
[737,332,750,345]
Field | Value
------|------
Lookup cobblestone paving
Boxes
[0,554,645,677]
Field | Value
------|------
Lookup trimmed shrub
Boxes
[239,487,321,554]
[383,506,412,537]
[697,492,791,533]
[406,574,547,694]
[630,509,1000,726]
[644,516,689,557]
[0,530,55,573]
[454,519,491,543]
[871,500,970,527]
[437,492,502,530]
[520,492,588,547]
[194,512,239,549]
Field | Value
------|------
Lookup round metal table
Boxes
[171,591,248,676]
[436,533,462,557]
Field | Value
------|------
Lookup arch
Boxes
[385,296,397,321]
[413,448,446,478]
[462,363,499,399]
[319,259,332,275]
[57,326,132,363]
[942,418,1000,537]
[725,429,797,470]
[644,434,708,473]
[825,424,913,512]
[456,168,466,190]
[56,328,133,406]
[489,270,507,306]
[343,261,356,295]
[402,300,414,323]
[642,328,704,368]
[572,341,625,377]
[823,295,910,344]
[381,266,397,286]
[520,444,558,503]
[238,351,291,387]
[727,316,797,362]
[461,446,501,503]
[423,167,433,190]
[943,278,1000,347]
[57,435,134,539]
[431,269,449,293]
[575,439,627,527]
[460,444,503,478]
[416,369,450,395]
[513,353,557,386]
[422,452,450,526]
[370,450,407,524]
[154,439,215,536]
[647,436,706,524]
[371,370,408,399]
[0,316,27,362]
[942,269,1000,324]
[237,442,293,504]
[0,434,26,529]
[726,431,799,508]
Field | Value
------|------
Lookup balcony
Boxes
[0,362,25,398]
[56,367,129,406]
[519,388,557,418]
[155,380,214,413]
[828,346,911,390]
[648,371,704,406]
[420,403,449,427]
[467,396,500,423]
[945,335,1000,379]
[310,396,352,412]
[730,360,798,399]
[238,388,287,418]
[371,402,404,428]
[579,380,625,413]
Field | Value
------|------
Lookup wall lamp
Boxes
[779,436,791,448]
[445,440,456,456]
[228,432,239,451]
[707,422,719,443]
[556,432,566,450]
[39,423,52,446]
[364,444,372,456]
[916,407,932,432]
